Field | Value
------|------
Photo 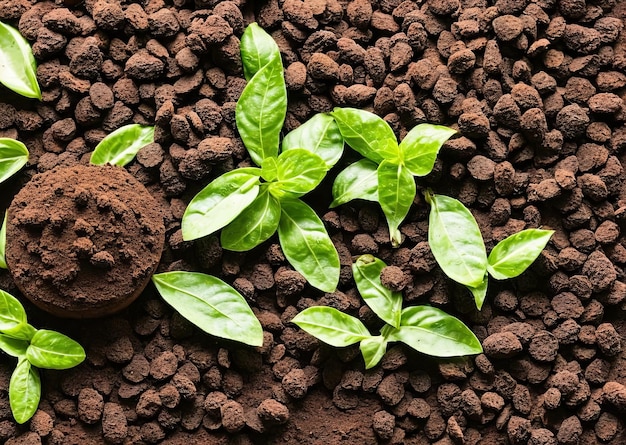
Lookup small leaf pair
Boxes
[330,108,456,247]
[425,191,554,309]
[292,255,482,369]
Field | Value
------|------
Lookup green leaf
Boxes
[10,359,40,424]
[26,330,85,370]
[378,160,415,247]
[0,290,26,332]
[360,336,387,369]
[182,168,261,241]
[236,54,286,166]
[330,159,379,208]
[240,23,281,81]
[89,124,154,167]
[487,229,554,280]
[0,211,7,269]
[221,188,281,251]
[331,108,398,163]
[0,21,41,99]
[426,192,487,288]
[278,199,339,293]
[0,334,27,357]
[386,306,483,357]
[400,124,456,176]
[282,113,344,168]
[468,274,488,310]
[353,255,402,328]
[274,149,328,197]
[0,138,29,184]
[261,156,278,182]
[292,306,370,347]
[3,323,36,342]
[152,272,263,347]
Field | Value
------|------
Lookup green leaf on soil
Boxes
[292,306,370,347]
[353,255,402,328]
[240,22,282,81]
[359,336,387,369]
[0,21,41,99]
[9,359,40,424]
[26,330,86,370]
[0,334,28,358]
[330,159,379,208]
[273,148,328,198]
[282,113,344,168]
[400,124,456,176]
[0,138,29,185]
[90,124,154,167]
[378,160,415,247]
[0,290,27,332]
[487,229,554,280]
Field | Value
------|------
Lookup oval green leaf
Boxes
[292,306,370,347]
[330,159,379,208]
[360,336,387,369]
[0,334,28,357]
[221,188,281,251]
[0,211,7,269]
[3,323,36,342]
[386,306,482,357]
[468,273,488,310]
[353,255,402,328]
[278,199,340,293]
[182,168,261,241]
[90,124,154,167]
[426,192,487,288]
[274,149,328,197]
[10,359,40,424]
[0,290,26,332]
[331,108,398,163]
[0,138,29,185]
[378,160,415,247]
[26,330,85,370]
[0,22,41,99]
[282,113,344,168]
[152,271,263,347]
[240,23,281,81]
[400,124,456,176]
[487,229,554,280]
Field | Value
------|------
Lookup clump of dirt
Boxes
[6,164,164,318]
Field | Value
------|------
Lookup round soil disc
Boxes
[6,164,165,318]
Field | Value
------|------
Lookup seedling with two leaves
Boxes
[292,255,482,369]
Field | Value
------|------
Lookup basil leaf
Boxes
[378,160,415,247]
[240,23,281,81]
[90,124,154,167]
[487,229,554,280]
[426,192,487,288]
[360,336,387,369]
[0,138,29,184]
[282,113,344,168]
[0,334,28,357]
[152,272,263,347]
[0,290,26,332]
[400,124,456,176]
[468,274,488,310]
[236,54,286,166]
[353,255,402,328]
[261,156,278,182]
[0,211,7,269]
[26,330,85,370]
[278,199,340,293]
[292,307,370,347]
[10,359,40,424]
[0,21,41,100]
[182,168,261,241]
[331,108,398,163]
[221,188,281,251]
[330,159,379,208]
[274,149,328,197]
[386,306,482,357]
[3,323,36,342]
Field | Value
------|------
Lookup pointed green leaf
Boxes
[0,21,41,99]
[0,138,29,185]
[488,229,554,280]
[353,255,402,328]
[278,199,339,293]
[378,160,415,247]
[221,188,281,251]
[0,211,7,269]
[26,330,85,370]
[90,124,154,167]
[385,306,482,357]
[152,272,264,347]
[240,23,281,81]
[400,124,456,176]
[468,274,488,310]
[274,149,328,197]
[426,192,487,288]
[330,159,379,208]
[182,168,261,241]
[360,336,387,369]
[0,334,28,357]
[3,323,36,342]
[292,306,370,347]
[10,359,40,424]
[0,290,26,332]
[282,113,344,168]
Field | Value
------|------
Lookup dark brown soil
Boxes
[0,0,625,444]
[6,164,164,318]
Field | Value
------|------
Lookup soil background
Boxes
[0,0,625,444]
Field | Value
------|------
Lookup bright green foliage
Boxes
[292,255,482,369]
[0,138,29,185]
[182,24,343,293]
[0,212,6,269]
[0,290,84,423]
[152,272,264,347]
[90,124,155,167]
[331,108,455,246]
[0,21,41,99]
[426,191,554,309]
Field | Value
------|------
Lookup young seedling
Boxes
[425,190,554,309]
[292,255,482,369]
[0,290,85,423]
[181,24,343,293]
[0,21,41,100]
[89,124,155,167]
[330,108,456,247]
